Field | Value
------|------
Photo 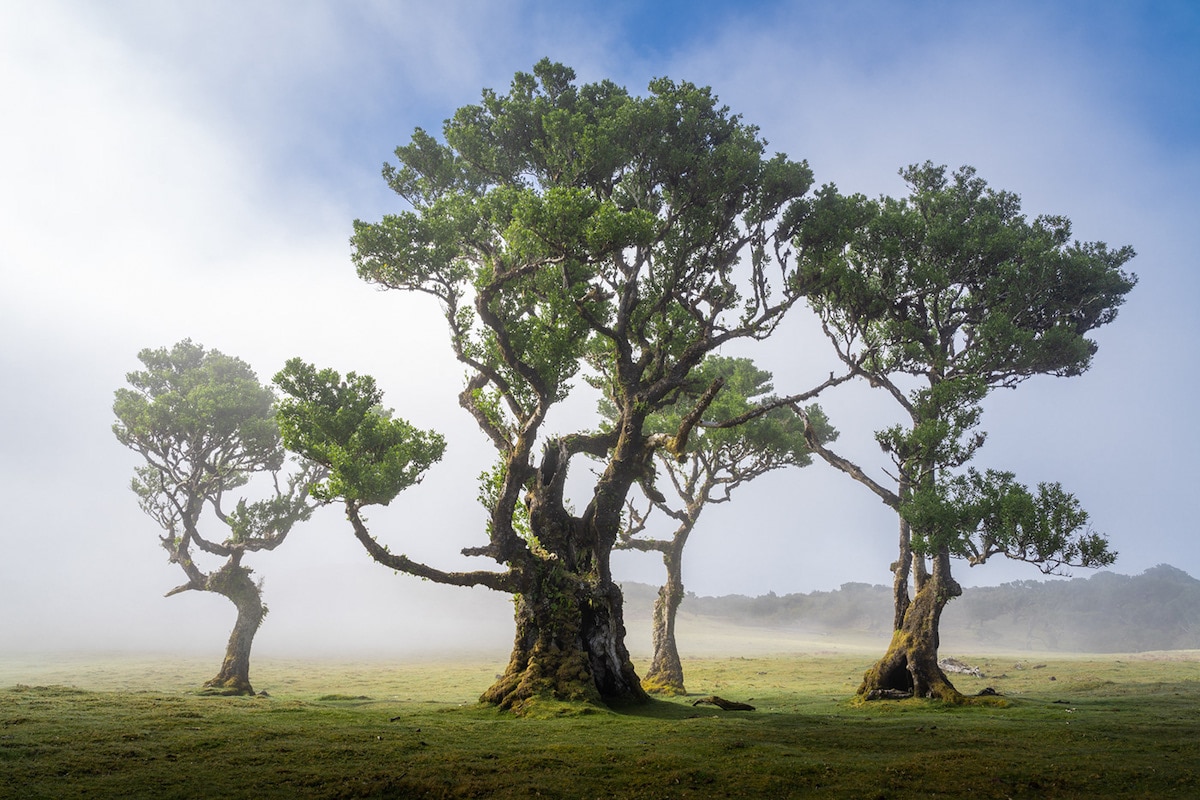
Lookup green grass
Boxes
[2,652,1197,798]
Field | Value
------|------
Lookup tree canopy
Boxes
[277,60,843,710]
[798,162,1136,388]
[795,161,1136,566]
[274,360,445,508]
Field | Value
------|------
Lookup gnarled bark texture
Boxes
[201,562,266,696]
[476,438,648,711]
[481,570,643,710]
[859,550,963,701]
[642,553,687,695]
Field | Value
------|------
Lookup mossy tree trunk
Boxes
[479,438,648,711]
[481,567,642,710]
[614,523,689,696]
[339,442,650,711]
[859,548,963,701]
[201,560,266,696]
[643,544,687,695]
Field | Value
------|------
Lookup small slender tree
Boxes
[615,355,835,695]
[113,340,321,695]
[276,60,847,711]
[794,163,1136,699]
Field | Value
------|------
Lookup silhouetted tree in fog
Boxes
[113,340,321,695]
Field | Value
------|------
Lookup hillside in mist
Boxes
[622,565,1200,653]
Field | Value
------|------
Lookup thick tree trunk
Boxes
[642,547,686,695]
[202,563,265,696]
[859,550,963,701]
[477,438,648,712]
[480,564,646,711]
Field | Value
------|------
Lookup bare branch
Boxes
[345,502,517,593]
[793,405,900,509]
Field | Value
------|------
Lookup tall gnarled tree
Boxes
[276,61,845,711]
[794,163,1136,700]
[113,340,320,695]
[616,356,834,695]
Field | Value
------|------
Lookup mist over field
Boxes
[7,555,1195,662]
[625,564,1200,656]
[2,3,1197,675]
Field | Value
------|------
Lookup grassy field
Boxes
[2,647,1197,799]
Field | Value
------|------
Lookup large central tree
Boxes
[277,60,841,711]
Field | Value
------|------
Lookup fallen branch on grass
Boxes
[692,695,756,711]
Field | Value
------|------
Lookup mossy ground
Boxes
[2,652,1197,798]
[641,675,688,696]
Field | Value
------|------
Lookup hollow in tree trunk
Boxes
[858,549,964,701]
[201,562,266,696]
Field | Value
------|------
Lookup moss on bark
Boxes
[201,563,265,697]
[642,580,686,695]
[480,565,646,713]
[859,557,964,702]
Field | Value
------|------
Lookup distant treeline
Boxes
[621,565,1200,653]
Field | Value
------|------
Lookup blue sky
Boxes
[1,0,1196,657]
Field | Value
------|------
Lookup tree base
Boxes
[478,579,648,714]
[199,678,255,697]
[641,643,686,697]
[860,564,966,702]
[857,630,964,702]
[480,647,602,713]
[641,674,687,696]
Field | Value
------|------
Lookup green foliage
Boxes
[273,359,446,506]
[113,339,283,496]
[352,59,814,448]
[900,467,1114,571]
[621,355,835,473]
[225,495,309,544]
[796,164,1136,574]
[672,356,824,460]
[799,163,1137,385]
[612,355,835,592]
[903,468,1115,572]
[112,339,316,555]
